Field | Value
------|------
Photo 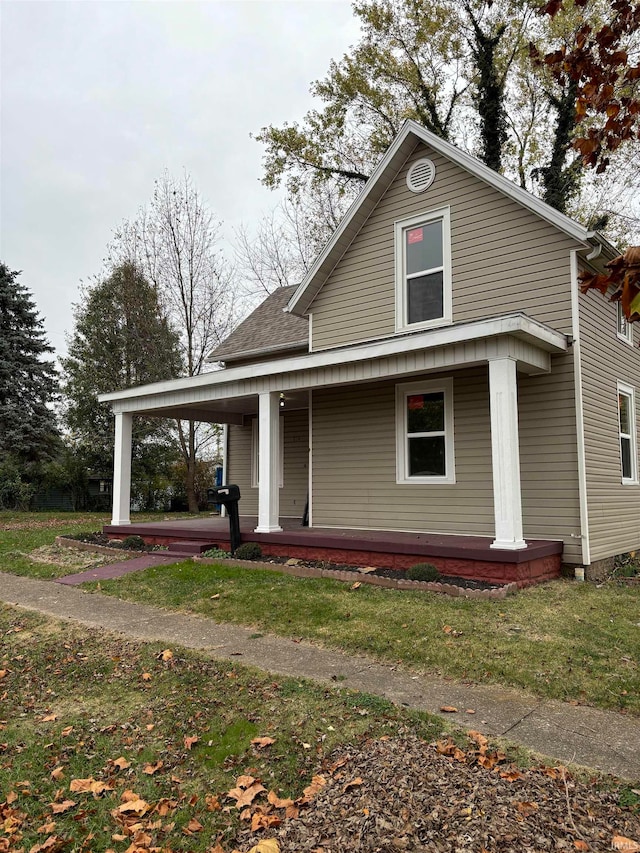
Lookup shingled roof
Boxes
[208,285,309,364]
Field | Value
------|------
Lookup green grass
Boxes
[0,510,195,578]
[89,559,640,715]
[1,512,638,716]
[0,605,446,852]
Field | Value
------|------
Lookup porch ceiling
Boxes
[99,313,568,421]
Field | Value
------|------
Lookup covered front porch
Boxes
[99,312,572,582]
[103,514,563,586]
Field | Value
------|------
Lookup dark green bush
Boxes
[233,542,263,560]
[406,562,440,582]
[122,535,147,551]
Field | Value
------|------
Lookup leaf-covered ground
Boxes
[2,606,638,853]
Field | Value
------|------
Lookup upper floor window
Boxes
[617,382,638,485]
[395,208,452,333]
[617,302,633,345]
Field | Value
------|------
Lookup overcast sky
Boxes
[1,0,360,359]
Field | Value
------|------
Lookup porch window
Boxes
[251,417,284,488]
[618,382,638,484]
[616,302,633,345]
[395,207,451,332]
[396,378,455,484]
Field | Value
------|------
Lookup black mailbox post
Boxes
[209,484,241,554]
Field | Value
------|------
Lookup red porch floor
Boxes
[103,516,563,586]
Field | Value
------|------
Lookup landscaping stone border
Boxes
[194,556,518,599]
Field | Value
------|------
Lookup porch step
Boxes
[167,540,218,555]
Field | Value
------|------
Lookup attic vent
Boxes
[406,158,435,193]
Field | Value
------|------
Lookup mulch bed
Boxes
[259,556,502,591]
[65,532,160,552]
[233,734,640,853]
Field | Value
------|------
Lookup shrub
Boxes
[122,535,147,551]
[407,562,440,582]
[233,542,263,560]
[202,547,231,559]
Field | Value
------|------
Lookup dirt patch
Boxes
[27,544,127,572]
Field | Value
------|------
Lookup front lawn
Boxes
[90,559,640,715]
[1,513,638,715]
[3,606,639,853]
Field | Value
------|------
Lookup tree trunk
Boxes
[542,79,580,214]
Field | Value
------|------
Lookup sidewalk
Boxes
[1,571,638,781]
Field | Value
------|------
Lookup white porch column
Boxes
[254,391,282,533]
[111,412,133,526]
[488,357,527,550]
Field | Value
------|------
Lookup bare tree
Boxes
[233,190,348,302]
[111,171,236,512]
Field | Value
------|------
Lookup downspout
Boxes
[570,249,591,565]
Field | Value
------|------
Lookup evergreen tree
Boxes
[0,263,60,467]
[61,262,184,508]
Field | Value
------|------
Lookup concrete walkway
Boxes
[1,571,638,781]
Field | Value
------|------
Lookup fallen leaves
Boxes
[440,705,458,713]
[49,800,76,814]
[69,778,113,797]
[184,735,199,750]
[228,776,267,810]
[251,736,276,749]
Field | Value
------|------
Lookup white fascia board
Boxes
[98,313,567,408]
[286,120,595,316]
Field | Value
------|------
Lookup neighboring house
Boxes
[31,474,112,511]
[99,120,640,575]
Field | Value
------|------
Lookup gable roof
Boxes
[286,120,614,316]
[208,285,308,363]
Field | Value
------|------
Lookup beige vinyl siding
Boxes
[310,142,579,350]
[579,285,640,562]
[227,421,257,516]
[518,355,582,563]
[227,409,309,520]
[311,362,582,560]
[280,408,309,517]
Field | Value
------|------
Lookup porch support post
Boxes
[111,411,133,526]
[254,391,282,533]
[488,357,527,550]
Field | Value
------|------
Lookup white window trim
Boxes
[394,206,452,334]
[251,417,284,488]
[616,302,633,345]
[617,381,638,485]
[395,378,455,484]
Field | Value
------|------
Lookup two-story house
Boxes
[100,120,640,583]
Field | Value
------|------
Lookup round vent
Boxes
[406,158,435,193]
